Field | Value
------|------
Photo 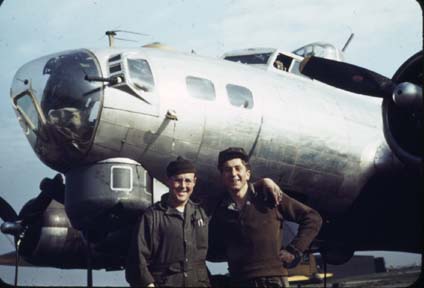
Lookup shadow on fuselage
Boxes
[320,169,423,253]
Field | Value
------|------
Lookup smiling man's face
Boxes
[221,158,251,193]
[168,172,196,207]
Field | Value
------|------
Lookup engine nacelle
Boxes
[382,51,423,167]
[19,199,131,269]
[18,200,88,268]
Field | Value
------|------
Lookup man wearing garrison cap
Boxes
[210,147,322,288]
[126,157,210,287]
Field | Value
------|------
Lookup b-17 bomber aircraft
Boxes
[0,39,422,286]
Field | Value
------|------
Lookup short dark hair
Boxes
[222,159,251,172]
[218,147,250,171]
[166,156,196,177]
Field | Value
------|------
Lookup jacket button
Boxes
[185,258,189,262]
[184,272,188,278]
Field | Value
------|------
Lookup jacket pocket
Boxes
[192,212,208,249]
[196,268,211,287]
[195,224,208,249]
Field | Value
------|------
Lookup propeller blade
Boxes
[39,174,65,204]
[0,197,17,222]
[0,251,17,266]
[300,56,395,98]
[0,252,32,267]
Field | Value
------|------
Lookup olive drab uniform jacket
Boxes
[209,182,322,282]
[125,193,210,287]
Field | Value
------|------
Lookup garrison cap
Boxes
[166,156,196,177]
[218,147,249,170]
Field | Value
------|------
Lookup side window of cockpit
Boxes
[127,59,155,91]
[186,76,216,101]
[226,84,254,109]
[274,54,293,72]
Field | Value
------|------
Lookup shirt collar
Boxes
[158,192,196,217]
[222,184,255,211]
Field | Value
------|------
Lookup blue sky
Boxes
[0,0,422,286]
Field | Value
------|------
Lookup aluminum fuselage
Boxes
[83,47,392,216]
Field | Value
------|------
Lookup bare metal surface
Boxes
[9,47,408,218]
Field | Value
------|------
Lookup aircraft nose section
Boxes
[10,49,104,171]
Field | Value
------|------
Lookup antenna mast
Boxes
[342,33,354,52]
[105,31,116,48]
[104,30,150,47]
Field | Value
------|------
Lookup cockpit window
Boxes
[274,54,293,72]
[224,53,272,64]
[293,43,344,61]
[226,84,254,109]
[186,76,216,101]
